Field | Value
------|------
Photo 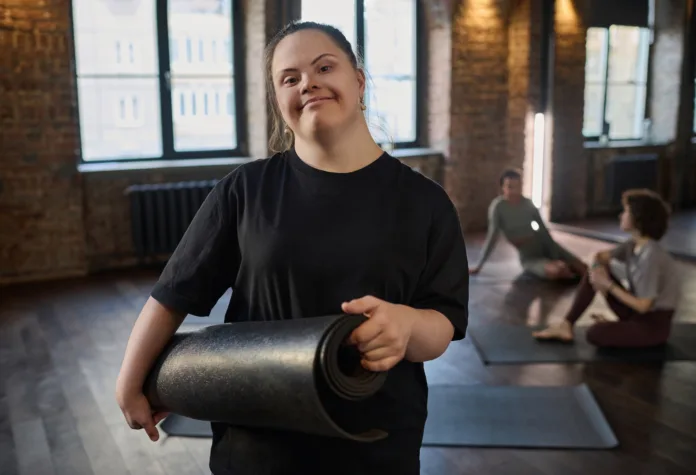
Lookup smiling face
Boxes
[270,29,365,144]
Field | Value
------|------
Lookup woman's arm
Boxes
[116,298,186,398]
[404,308,454,362]
[606,282,655,314]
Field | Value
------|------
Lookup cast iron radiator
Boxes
[604,153,658,207]
[125,180,219,262]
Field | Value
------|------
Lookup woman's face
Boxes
[619,204,635,232]
[271,29,365,143]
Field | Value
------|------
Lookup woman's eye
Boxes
[283,77,297,85]
[319,65,332,73]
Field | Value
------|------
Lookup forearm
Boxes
[476,229,498,269]
[404,308,454,362]
[606,283,653,314]
[116,297,186,396]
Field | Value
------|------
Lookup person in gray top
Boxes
[533,189,680,348]
[469,168,587,280]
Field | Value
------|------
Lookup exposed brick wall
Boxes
[446,0,510,231]
[0,0,87,284]
[507,0,543,195]
[548,1,588,222]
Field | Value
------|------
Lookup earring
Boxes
[284,125,291,135]
[360,99,366,111]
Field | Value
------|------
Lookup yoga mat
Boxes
[144,314,388,442]
[469,323,696,364]
[160,384,619,450]
[422,384,618,449]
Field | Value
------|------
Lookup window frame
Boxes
[300,0,425,149]
[69,0,248,164]
[583,25,651,143]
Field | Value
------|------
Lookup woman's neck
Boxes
[294,120,384,173]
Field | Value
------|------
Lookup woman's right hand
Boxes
[116,389,169,442]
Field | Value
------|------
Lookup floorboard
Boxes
[1,230,695,474]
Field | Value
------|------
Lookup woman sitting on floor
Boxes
[532,189,680,348]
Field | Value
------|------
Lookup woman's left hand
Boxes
[341,296,418,372]
[589,266,612,292]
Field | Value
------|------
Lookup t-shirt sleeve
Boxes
[150,175,241,317]
[631,247,661,304]
[410,195,469,340]
[609,239,633,262]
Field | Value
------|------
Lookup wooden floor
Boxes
[552,209,696,261]
[2,230,696,475]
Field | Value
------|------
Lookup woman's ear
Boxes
[357,68,366,97]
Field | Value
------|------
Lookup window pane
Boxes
[606,84,647,140]
[301,0,357,53]
[169,0,237,151]
[583,83,605,137]
[72,0,162,161]
[585,28,607,83]
[608,26,650,84]
[364,0,417,144]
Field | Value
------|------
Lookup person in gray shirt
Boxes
[469,168,587,280]
[533,189,680,348]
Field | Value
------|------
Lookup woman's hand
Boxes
[589,266,613,292]
[341,296,418,372]
[116,389,169,442]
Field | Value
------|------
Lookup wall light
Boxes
[531,112,545,208]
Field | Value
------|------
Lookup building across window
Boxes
[71,0,242,162]
[583,25,650,141]
[301,0,420,147]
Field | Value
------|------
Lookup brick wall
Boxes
[548,0,588,221]
[446,0,510,231]
[507,0,543,195]
[0,0,88,284]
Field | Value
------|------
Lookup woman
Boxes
[532,189,680,348]
[469,167,587,280]
[115,21,469,475]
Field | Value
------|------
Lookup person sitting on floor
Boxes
[532,188,680,348]
[469,167,587,280]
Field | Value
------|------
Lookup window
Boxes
[71,0,243,162]
[301,0,420,147]
[583,25,650,140]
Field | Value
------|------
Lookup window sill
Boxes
[77,157,256,175]
[390,147,443,159]
[583,139,669,149]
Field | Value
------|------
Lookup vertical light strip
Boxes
[531,112,545,208]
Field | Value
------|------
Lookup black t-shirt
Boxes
[150,148,469,474]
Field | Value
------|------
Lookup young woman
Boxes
[469,168,587,280]
[115,21,469,475]
[532,189,680,348]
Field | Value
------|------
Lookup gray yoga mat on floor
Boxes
[422,384,617,449]
[469,323,696,364]
[161,384,618,449]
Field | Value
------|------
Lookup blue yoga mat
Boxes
[421,384,617,449]
[469,323,696,364]
[161,383,617,449]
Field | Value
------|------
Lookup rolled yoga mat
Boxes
[144,314,388,442]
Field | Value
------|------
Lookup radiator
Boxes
[605,153,659,207]
[125,180,219,261]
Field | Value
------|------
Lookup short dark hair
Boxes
[499,168,522,187]
[622,189,671,240]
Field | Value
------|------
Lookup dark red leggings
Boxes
[565,271,674,348]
